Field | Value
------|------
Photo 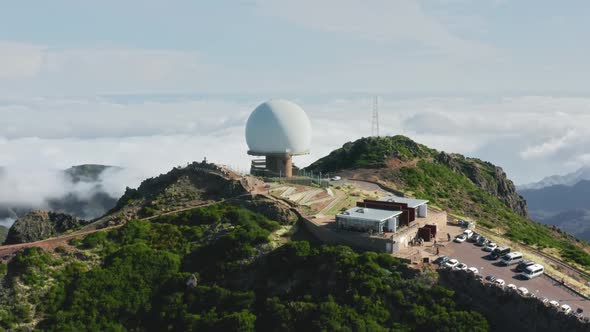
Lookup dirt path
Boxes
[0,194,251,261]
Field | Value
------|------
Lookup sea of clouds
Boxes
[0,94,589,227]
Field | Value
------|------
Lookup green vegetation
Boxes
[305,135,435,173]
[307,135,590,269]
[0,203,488,331]
[400,160,590,267]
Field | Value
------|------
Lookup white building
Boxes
[336,207,402,234]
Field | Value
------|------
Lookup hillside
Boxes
[520,180,590,241]
[519,166,590,190]
[520,180,590,213]
[0,202,488,331]
[87,161,248,229]
[306,136,590,269]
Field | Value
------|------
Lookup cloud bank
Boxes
[1,94,589,188]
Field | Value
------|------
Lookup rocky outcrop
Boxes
[236,198,298,225]
[435,152,528,217]
[4,210,87,244]
[439,269,589,332]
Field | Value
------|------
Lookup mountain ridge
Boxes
[306,135,528,218]
[519,165,590,190]
[520,180,590,241]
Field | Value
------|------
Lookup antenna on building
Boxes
[371,96,380,137]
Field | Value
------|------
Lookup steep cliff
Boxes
[435,151,527,217]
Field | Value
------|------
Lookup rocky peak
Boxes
[435,152,528,217]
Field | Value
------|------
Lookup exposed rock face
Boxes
[4,210,87,244]
[237,198,298,225]
[435,152,528,217]
[439,270,588,332]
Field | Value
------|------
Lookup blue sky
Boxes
[2,0,589,95]
[1,0,590,205]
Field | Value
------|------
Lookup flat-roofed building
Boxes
[336,207,402,234]
[378,196,429,217]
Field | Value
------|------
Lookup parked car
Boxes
[476,237,488,247]
[561,304,572,315]
[454,263,468,271]
[467,267,479,274]
[445,259,459,269]
[483,242,498,252]
[454,234,467,243]
[516,260,536,272]
[490,246,511,259]
[434,256,449,265]
[517,287,529,296]
[330,176,341,181]
[463,229,474,239]
[539,297,550,306]
[469,233,481,243]
[507,284,517,291]
[485,275,497,282]
[549,300,560,308]
[494,279,506,287]
[521,264,544,280]
[501,252,524,266]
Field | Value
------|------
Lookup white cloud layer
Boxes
[0,42,44,79]
[1,95,589,203]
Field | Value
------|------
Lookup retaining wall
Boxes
[300,216,391,253]
[439,269,590,332]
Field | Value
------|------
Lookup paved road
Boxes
[442,239,590,314]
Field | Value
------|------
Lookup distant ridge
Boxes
[519,165,590,190]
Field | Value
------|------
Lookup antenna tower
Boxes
[371,96,380,137]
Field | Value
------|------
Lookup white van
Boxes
[463,229,474,239]
[522,264,544,279]
[501,252,524,266]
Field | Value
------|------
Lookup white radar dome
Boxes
[246,99,312,155]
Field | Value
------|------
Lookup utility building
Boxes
[378,196,429,218]
[336,207,402,234]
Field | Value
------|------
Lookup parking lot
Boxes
[441,237,590,314]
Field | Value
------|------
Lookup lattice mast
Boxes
[371,96,380,137]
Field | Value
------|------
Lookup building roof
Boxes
[377,196,429,208]
[337,207,402,222]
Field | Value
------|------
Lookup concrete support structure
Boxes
[249,153,295,177]
[266,155,293,177]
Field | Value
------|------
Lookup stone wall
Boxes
[439,269,590,332]
[300,216,391,253]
